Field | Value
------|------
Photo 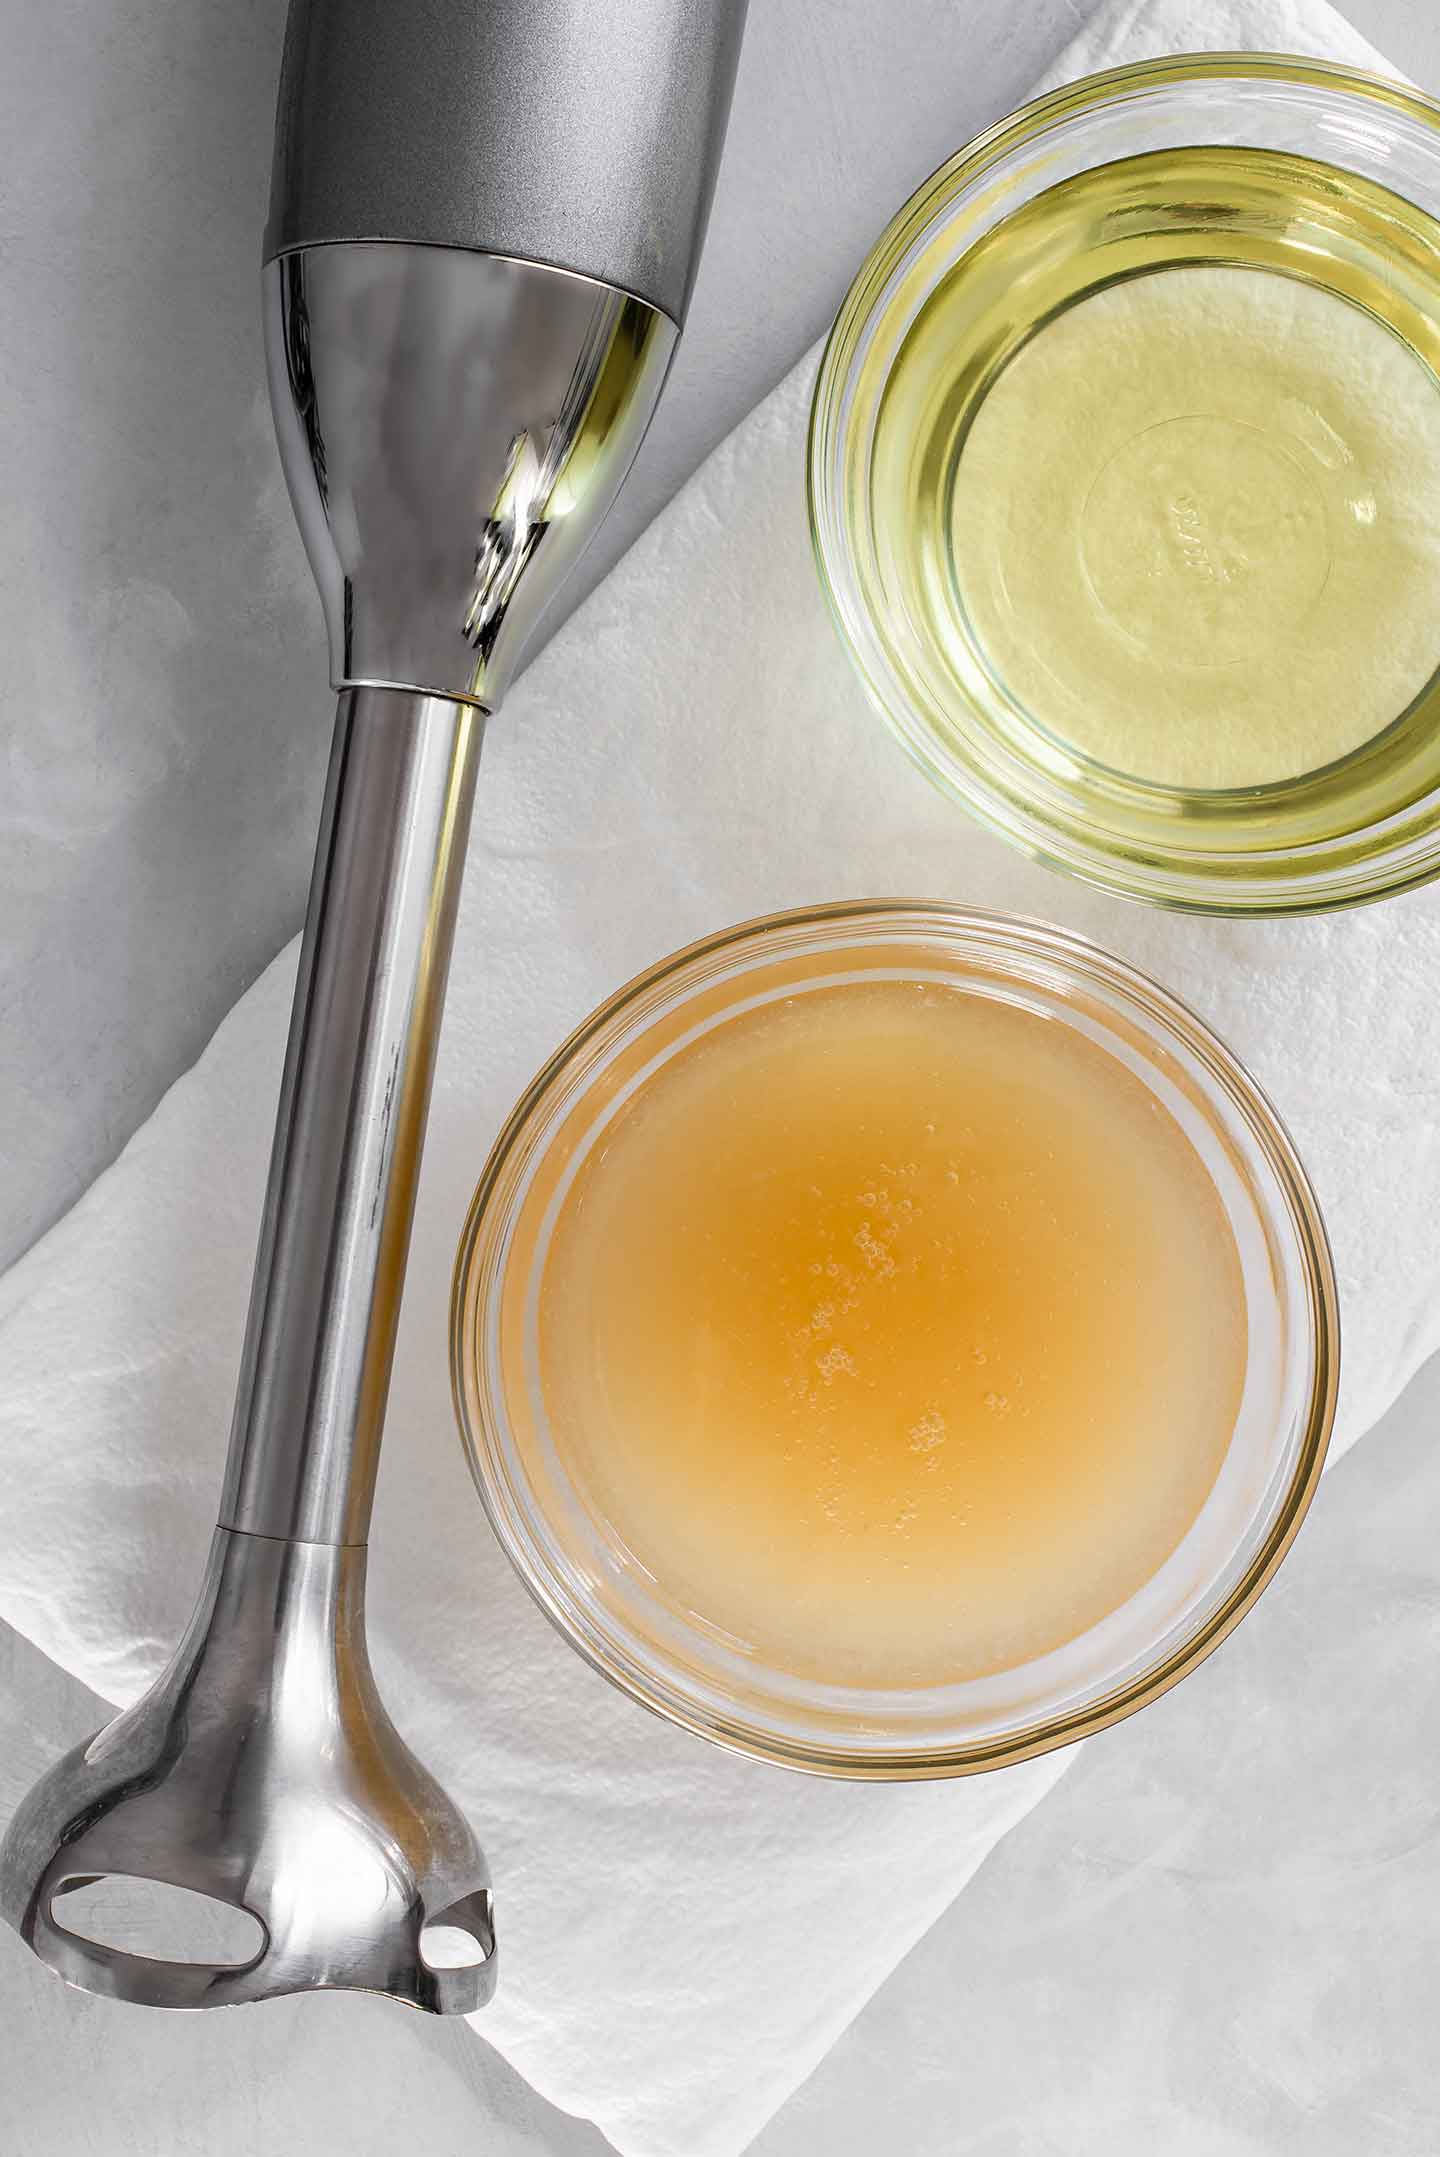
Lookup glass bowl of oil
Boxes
[809,57,1440,913]
[452,901,1337,1778]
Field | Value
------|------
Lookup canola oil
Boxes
[865,146,1440,824]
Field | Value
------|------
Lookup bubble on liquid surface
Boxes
[909,1408,947,1453]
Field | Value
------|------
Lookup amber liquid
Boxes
[539,980,1246,1687]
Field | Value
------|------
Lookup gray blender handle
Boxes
[267,0,747,323]
[0,0,748,2013]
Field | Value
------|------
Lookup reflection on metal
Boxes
[1,1530,494,2010]
[268,244,677,707]
[0,690,491,2011]
[0,252,676,2008]
[1,0,745,2019]
[220,690,482,1549]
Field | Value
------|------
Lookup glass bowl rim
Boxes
[806,52,1440,917]
[450,898,1340,1780]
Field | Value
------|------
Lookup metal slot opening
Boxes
[51,1876,265,1967]
[420,1889,495,1972]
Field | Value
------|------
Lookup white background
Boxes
[2,2,1439,2150]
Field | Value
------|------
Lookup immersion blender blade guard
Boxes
[0,0,746,2011]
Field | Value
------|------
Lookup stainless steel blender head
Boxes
[1,0,747,2012]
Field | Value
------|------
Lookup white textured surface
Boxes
[2,2,1440,2154]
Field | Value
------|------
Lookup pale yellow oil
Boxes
[869,147,1440,816]
[538,980,1246,1687]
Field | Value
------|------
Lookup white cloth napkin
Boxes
[1,4,1433,2154]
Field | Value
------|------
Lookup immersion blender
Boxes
[1,0,746,2012]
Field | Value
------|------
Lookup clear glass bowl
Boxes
[452,902,1338,1778]
[808,57,1440,913]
